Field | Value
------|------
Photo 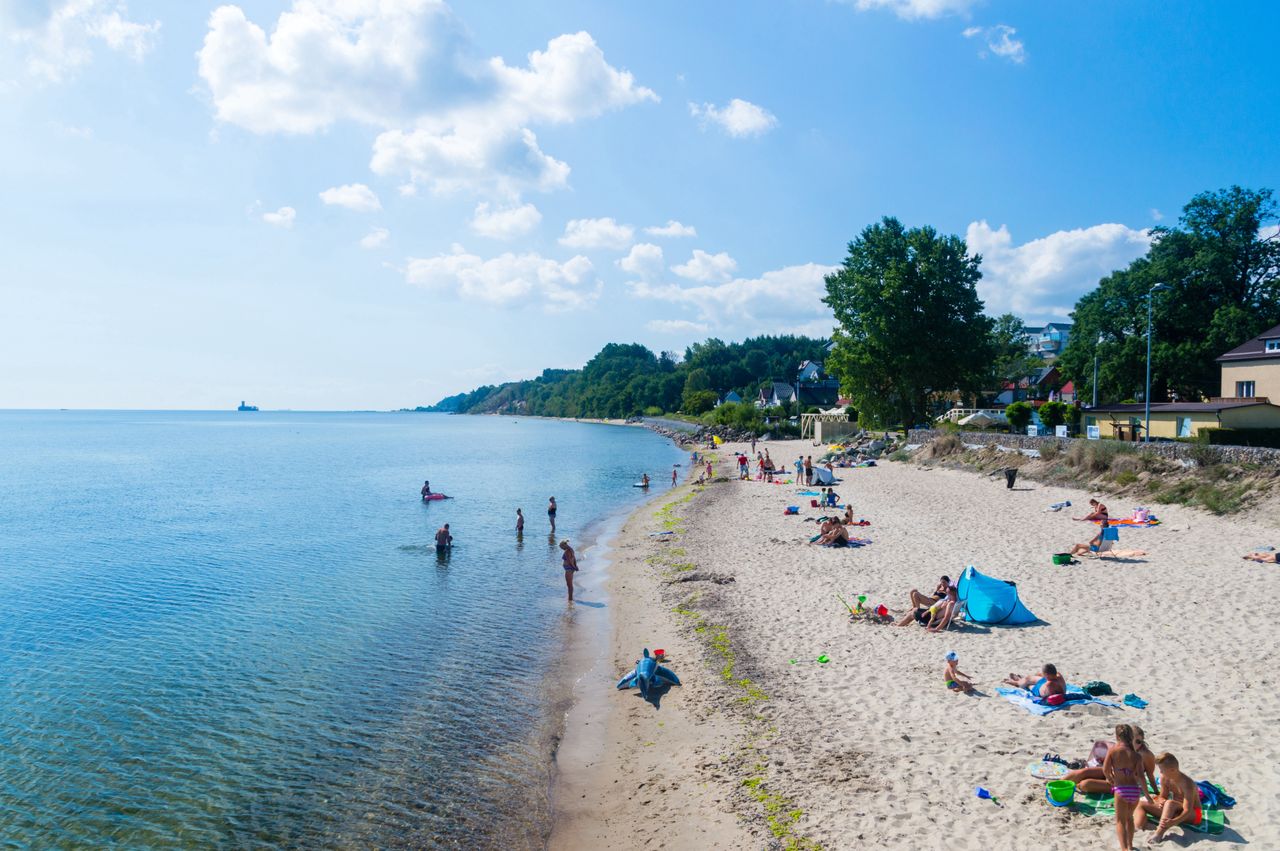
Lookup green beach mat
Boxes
[1073,791,1227,835]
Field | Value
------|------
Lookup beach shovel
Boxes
[976,786,1002,807]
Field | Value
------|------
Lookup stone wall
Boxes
[906,429,1280,466]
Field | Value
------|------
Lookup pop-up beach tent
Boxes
[957,565,1039,625]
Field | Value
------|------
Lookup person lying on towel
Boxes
[1003,663,1065,699]
[1243,550,1278,563]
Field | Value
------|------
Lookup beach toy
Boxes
[616,648,680,700]
[874,604,889,617]
[1045,780,1076,807]
[975,787,1000,805]
[654,649,665,659]
[1027,760,1069,780]
[855,595,866,614]
[816,654,829,663]
[1052,553,1073,565]
[784,506,799,515]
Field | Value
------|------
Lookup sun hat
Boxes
[945,651,958,662]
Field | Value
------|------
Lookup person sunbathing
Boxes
[842,506,855,525]
[1244,550,1278,563]
[1069,518,1115,556]
[895,576,953,627]
[809,517,836,544]
[1073,498,1109,523]
[1003,663,1065,698]
[1134,752,1201,841]
[819,519,850,547]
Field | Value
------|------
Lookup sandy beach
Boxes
[550,437,1279,850]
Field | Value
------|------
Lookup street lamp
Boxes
[1143,283,1171,442]
[1091,333,1105,408]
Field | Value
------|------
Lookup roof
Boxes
[1216,322,1280,362]
[772,382,796,400]
[1090,400,1276,414]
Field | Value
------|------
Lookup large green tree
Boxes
[1059,186,1280,404]
[822,217,995,426]
[987,312,1044,394]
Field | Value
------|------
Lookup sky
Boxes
[1,0,1277,410]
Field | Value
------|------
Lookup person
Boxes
[842,505,855,525]
[671,466,679,486]
[1069,517,1117,557]
[1134,752,1201,841]
[810,516,836,545]
[641,473,650,488]
[516,508,524,535]
[826,489,840,508]
[943,651,974,693]
[804,455,813,485]
[794,456,804,481]
[1074,498,1110,523]
[1002,663,1066,698]
[435,523,452,551]
[925,586,960,632]
[548,496,557,533]
[820,518,850,547]
[421,480,432,499]
[691,450,699,465]
[895,576,953,626]
[560,539,578,602]
[705,460,712,479]
[1244,550,1279,563]
[750,435,757,455]
[1066,726,1157,796]
[1103,724,1152,851]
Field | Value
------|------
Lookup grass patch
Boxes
[1114,470,1138,486]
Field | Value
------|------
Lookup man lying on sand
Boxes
[1003,663,1065,698]
[1244,550,1278,563]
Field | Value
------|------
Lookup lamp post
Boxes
[1091,333,1104,408]
[1143,283,1170,442]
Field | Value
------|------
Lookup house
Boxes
[1085,400,1280,440]
[995,365,1071,405]
[794,360,841,407]
[1217,322,1280,401]
[717,390,743,406]
[757,382,797,408]
[1022,322,1072,361]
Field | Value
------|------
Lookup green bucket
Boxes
[1046,780,1075,807]
[1051,553,1072,566]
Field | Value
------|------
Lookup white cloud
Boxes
[1150,208,1164,221]
[842,0,978,19]
[7,0,160,82]
[630,263,837,334]
[198,5,656,197]
[689,98,777,138]
[647,319,709,335]
[618,243,665,280]
[404,246,599,310]
[966,220,1152,320]
[963,24,1026,64]
[360,227,389,249]
[470,202,542,239]
[672,249,737,282]
[319,183,381,213]
[262,206,297,228]
[559,217,634,250]
[644,220,697,238]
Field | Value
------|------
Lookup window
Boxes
[1236,380,1256,398]
[1267,339,1280,352]
[1177,417,1192,438]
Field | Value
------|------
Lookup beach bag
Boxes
[1051,553,1072,566]
[810,499,819,508]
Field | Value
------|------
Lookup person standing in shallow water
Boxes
[547,496,557,533]
[515,508,524,535]
[560,539,578,602]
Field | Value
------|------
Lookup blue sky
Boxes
[2,0,1277,409]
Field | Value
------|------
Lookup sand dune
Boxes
[551,439,1278,850]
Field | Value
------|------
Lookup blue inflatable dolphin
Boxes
[616,648,680,699]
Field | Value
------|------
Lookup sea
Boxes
[0,410,685,849]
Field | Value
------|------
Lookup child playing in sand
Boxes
[1134,752,1201,841]
[943,651,974,693]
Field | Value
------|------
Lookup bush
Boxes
[1203,428,1280,449]
[1188,442,1223,468]
[643,406,664,417]
[1038,442,1061,462]
[845,405,858,422]
[1005,401,1033,432]
[1065,440,1134,474]
[682,389,718,415]
[921,434,964,459]
[1038,401,1070,429]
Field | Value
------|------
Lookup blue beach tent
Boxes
[957,565,1039,625]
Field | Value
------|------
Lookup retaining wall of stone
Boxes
[906,429,1280,466]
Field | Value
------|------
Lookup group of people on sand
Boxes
[811,513,856,546]
[895,574,960,632]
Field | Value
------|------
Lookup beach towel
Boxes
[1095,517,1161,527]
[996,685,1119,716]
[1074,791,1227,835]
[1196,781,1236,809]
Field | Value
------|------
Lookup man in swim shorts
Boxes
[1134,752,1202,840]
[1003,663,1065,698]
[435,523,452,551]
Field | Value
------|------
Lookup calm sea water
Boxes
[0,411,683,849]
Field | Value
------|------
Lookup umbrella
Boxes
[958,411,1005,426]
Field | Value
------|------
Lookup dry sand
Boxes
[550,438,1279,850]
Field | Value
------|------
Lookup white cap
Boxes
[945,651,958,662]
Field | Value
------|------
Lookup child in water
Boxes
[943,651,974,693]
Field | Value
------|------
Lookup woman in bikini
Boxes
[1065,725,1157,795]
[1103,724,1151,851]
[559,539,578,602]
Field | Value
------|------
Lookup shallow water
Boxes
[0,411,683,848]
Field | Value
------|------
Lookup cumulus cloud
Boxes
[262,206,296,228]
[198,4,656,197]
[360,226,389,249]
[963,24,1026,64]
[841,0,978,19]
[689,98,777,138]
[319,183,382,212]
[7,0,161,82]
[404,245,599,310]
[644,220,696,238]
[630,262,837,334]
[966,220,1152,320]
[618,243,665,280]
[672,249,737,282]
[647,319,709,335]
[559,217,634,250]
[470,202,542,239]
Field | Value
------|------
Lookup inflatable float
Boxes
[422,493,449,501]
[617,648,680,700]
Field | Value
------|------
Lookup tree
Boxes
[1038,400,1069,429]
[1059,186,1280,404]
[683,390,718,415]
[1005,401,1033,431]
[988,313,1044,393]
[823,217,995,426]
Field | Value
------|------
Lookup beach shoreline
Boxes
[549,437,1279,850]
